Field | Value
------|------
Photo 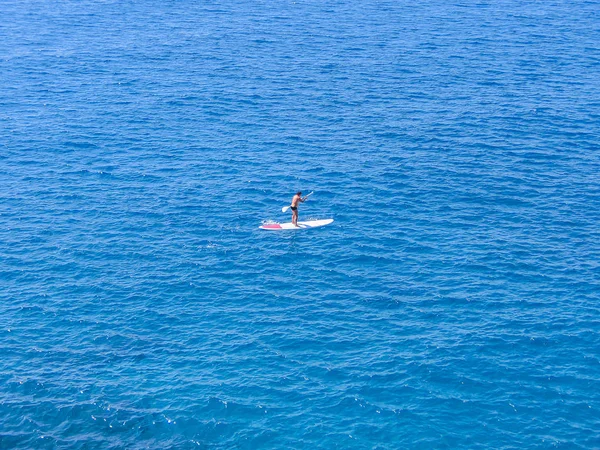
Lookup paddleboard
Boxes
[260,218,334,230]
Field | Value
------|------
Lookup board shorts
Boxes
[290,206,297,212]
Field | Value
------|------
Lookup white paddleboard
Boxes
[260,218,334,230]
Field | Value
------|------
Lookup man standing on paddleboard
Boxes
[290,191,305,226]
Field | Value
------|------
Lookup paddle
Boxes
[282,192,313,213]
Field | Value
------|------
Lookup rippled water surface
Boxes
[1,0,600,448]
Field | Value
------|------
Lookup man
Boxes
[290,191,305,226]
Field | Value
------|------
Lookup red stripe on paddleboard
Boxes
[261,224,282,229]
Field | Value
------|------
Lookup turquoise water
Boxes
[1,0,600,448]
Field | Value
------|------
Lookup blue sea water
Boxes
[1,0,600,447]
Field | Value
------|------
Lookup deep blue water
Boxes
[1,0,600,448]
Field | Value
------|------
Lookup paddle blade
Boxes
[282,206,290,213]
